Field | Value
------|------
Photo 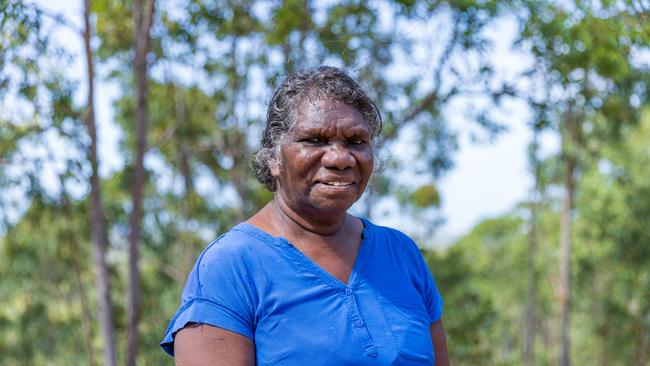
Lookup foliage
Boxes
[1,0,649,364]
[425,110,650,365]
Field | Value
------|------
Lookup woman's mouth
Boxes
[315,181,357,192]
[321,181,353,187]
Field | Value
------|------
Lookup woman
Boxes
[161,66,449,365]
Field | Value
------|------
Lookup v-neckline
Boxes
[238,218,373,290]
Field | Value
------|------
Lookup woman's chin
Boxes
[306,199,358,219]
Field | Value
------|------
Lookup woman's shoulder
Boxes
[362,218,430,267]
[362,218,419,248]
[196,222,277,268]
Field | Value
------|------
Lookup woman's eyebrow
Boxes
[345,127,371,136]
[292,127,323,135]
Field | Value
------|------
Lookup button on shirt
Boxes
[161,219,444,365]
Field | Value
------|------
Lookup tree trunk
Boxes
[524,130,541,366]
[58,178,97,366]
[559,154,575,366]
[127,1,155,365]
[524,199,538,366]
[178,144,197,274]
[73,260,97,366]
[636,310,648,366]
[83,1,117,365]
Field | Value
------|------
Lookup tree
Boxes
[1,1,105,363]
[426,214,537,365]
[523,122,543,366]
[574,108,650,365]
[127,0,155,365]
[517,2,649,364]
[83,0,117,364]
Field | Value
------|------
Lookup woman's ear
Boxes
[269,155,280,177]
[269,135,285,178]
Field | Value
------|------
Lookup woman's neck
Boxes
[271,196,348,237]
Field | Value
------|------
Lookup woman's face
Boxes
[271,99,374,220]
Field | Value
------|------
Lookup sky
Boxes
[32,1,558,246]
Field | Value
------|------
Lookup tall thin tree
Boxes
[83,0,117,365]
[127,0,155,365]
[524,122,543,365]
[559,110,580,366]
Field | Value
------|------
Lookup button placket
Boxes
[344,288,377,357]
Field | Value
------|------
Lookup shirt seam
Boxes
[194,234,225,298]
[167,297,253,338]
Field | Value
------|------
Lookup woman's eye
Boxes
[348,139,365,145]
[302,137,324,144]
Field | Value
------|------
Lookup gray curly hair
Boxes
[251,66,382,191]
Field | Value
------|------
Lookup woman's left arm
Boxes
[430,320,449,366]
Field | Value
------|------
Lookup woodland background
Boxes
[1,0,649,365]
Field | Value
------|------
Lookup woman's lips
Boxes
[314,181,356,190]
[320,181,353,186]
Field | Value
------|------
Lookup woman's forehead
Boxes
[291,100,369,132]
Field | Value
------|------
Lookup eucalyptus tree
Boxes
[1,1,110,364]
[523,121,544,366]
[127,1,155,365]
[83,0,117,364]
[517,2,649,364]
[574,109,650,365]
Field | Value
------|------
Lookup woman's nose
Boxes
[322,142,356,170]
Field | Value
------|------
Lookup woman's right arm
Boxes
[174,324,255,366]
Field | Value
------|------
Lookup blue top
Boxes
[161,218,443,365]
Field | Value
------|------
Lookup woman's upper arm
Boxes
[430,320,449,366]
[174,324,255,366]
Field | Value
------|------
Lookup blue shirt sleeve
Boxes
[403,232,444,323]
[160,237,257,356]
[421,260,444,323]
